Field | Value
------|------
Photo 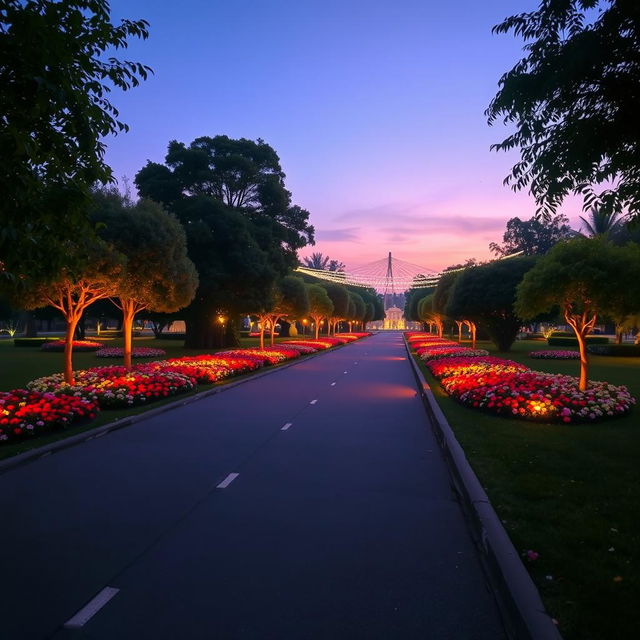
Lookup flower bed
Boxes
[41,340,102,352]
[147,355,262,384]
[420,348,490,361]
[0,389,99,443]
[96,347,167,358]
[530,350,580,359]
[407,333,635,424]
[28,366,196,409]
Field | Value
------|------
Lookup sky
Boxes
[105,0,585,272]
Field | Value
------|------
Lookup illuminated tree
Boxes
[348,291,366,331]
[20,242,122,384]
[92,191,198,369]
[321,283,350,335]
[516,238,640,390]
[306,284,333,339]
[418,294,444,337]
[448,256,537,352]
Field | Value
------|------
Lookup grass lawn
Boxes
[414,338,639,640]
[0,334,301,461]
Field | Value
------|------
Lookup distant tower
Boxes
[383,251,396,310]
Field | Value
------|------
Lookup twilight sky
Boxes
[106,0,583,272]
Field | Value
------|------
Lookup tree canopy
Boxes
[135,135,315,348]
[489,214,574,256]
[487,1,640,222]
[91,189,198,367]
[516,237,640,389]
[303,252,345,272]
[447,256,537,351]
[306,284,333,339]
[0,0,151,281]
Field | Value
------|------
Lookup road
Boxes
[0,332,505,639]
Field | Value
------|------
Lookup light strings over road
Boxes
[296,251,524,293]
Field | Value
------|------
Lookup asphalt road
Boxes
[1,332,505,640]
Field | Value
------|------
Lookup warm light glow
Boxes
[217,315,226,324]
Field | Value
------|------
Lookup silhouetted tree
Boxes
[490,214,574,256]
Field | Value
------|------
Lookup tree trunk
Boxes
[270,316,283,346]
[64,315,80,385]
[456,321,462,342]
[575,330,589,391]
[121,301,136,371]
[615,325,624,345]
[185,314,217,350]
[314,319,320,339]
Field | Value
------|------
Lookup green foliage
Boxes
[548,336,609,347]
[13,338,57,347]
[91,189,198,313]
[404,286,434,322]
[348,291,366,322]
[433,271,460,316]
[135,136,315,348]
[302,253,345,272]
[448,256,537,351]
[515,238,640,322]
[321,283,350,319]
[0,0,151,280]
[489,214,575,256]
[588,344,640,357]
[306,284,333,318]
[487,1,640,222]
[272,275,309,319]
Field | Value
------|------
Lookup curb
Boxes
[403,337,562,640]
[0,338,363,476]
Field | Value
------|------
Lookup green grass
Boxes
[414,338,639,640]
[0,334,296,461]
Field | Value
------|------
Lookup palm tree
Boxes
[579,208,624,239]
[302,253,345,272]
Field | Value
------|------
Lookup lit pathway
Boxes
[0,332,504,639]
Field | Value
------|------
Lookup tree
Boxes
[302,253,345,272]
[267,276,309,346]
[92,190,198,369]
[306,284,333,339]
[447,256,537,352]
[404,286,434,324]
[490,214,575,256]
[19,241,123,384]
[1,0,151,281]
[321,283,350,335]
[578,207,625,239]
[348,291,366,331]
[418,294,444,337]
[516,238,640,390]
[487,1,640,222]
[135,136,314,348]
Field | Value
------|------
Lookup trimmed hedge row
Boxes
[548,336,609,347]
[587,344,640,357]
[13,338,59,347]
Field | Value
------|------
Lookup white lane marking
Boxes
[281,422,292,431]
[64,587,120,628]
[354,362,358,364]
[343,371,348,374]
[310,399,318,405]
[217,473,240,489]
[330,382,336,386]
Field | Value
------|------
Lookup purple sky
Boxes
[106,0,584,272]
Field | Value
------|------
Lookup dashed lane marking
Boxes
[330,382,336,386]
[64,587,120,628]
[217,473,240,489]
[310,399,318,405]
[281,423,293,431]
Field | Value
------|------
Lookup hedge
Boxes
[13,338,59,347]
[548,336,610,347]
[587,344,640,357]
[156,333,186,341]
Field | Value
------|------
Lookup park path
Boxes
[1,332,504,640]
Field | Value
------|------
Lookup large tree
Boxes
[447,256,537,352]
[321,283,350,335]
[489,214,574,256]
[302,253,345,272]
[516,238,640,390]
[487,1,640,222]
[135,136,315,348]
[91,190,198,368]
[0,0,151,281]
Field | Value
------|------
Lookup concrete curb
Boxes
[0,338,365,476]
[404,337,562,640]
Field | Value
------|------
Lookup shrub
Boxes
[587,344,640,357]
[548,336,609,347]
[41,340,102,352]
[13,338,59,347]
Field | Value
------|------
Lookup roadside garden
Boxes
[407,333,640,640]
